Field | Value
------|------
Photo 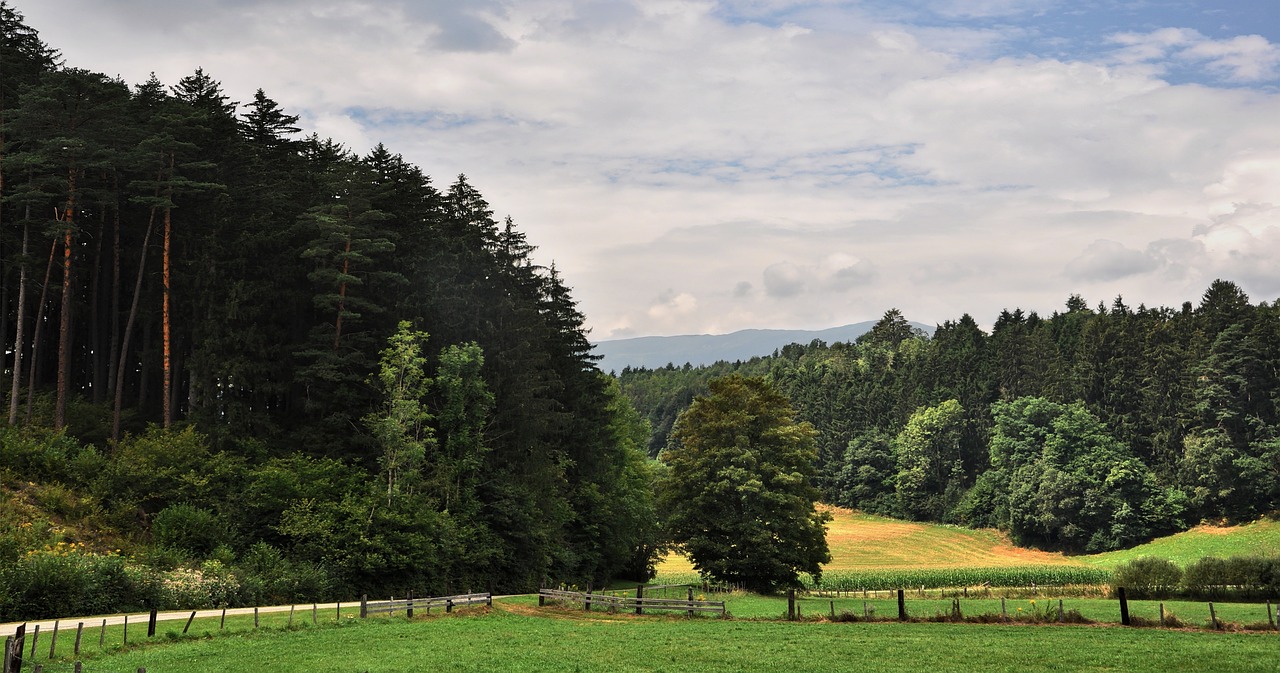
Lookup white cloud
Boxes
[15,0,1280,336]
[1109,28,1280,83]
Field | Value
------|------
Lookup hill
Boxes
[655,508,1280,575]
[1082,519,1280,568]
[592,321,932,373]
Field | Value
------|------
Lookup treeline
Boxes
[618,282,1280,552]
[0,0,657,616]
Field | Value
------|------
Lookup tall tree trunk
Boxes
[9,216,30,425]
[55,166,78,430]
[162,203,172,427]
[26,236,58,424]
[90,204,106,403]
[112,207,156,444]
[161,151,175,428]
[335,235,351,349]
[107,195,122,398]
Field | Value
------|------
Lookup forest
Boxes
[620,284,1280,553]
[0,2,658,619]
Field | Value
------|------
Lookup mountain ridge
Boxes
[592,321,932,373]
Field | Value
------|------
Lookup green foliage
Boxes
[1110,557,1182,599]
[894,399,966,521]
[988,397,1183,552]
[151,504,228,558]
[658,375,831,593]
[365,321,435,505]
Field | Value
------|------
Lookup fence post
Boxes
[47,621,58,660]
[29,626,39,659]
[1209,602,1219,630]
[584,590,591,613]
[1000,597,1007,622]
[897,589,906,621]
[360,596,368,619]
[539,591,545,607]
[253,607,259,629]
[1118,587,1130,626]
[407,592,414,619]
[183,611,196,634]
[74,662,81,673]
[220,608,226,630]
[98,620,105,649]
[1159,603,1165,627]
[148,609,158,638]
[13,625,27,673]
[446,599,454,614]
[635,585,644,616]
[313,603,318,625]
[687,587,694,618]
[788,589,796,621]
[122,616,127,645]
[73,623,83,655]
[288,605,295,628]
[1057,599,1064,623]
[4,635,13,673]
[1267,600,1275,630]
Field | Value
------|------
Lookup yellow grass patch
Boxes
[655,506,1085,575]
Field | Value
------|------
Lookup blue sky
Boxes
[18,0,1280,338]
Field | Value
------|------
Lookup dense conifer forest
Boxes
[0,2,657,619]
[620,287,1280,552]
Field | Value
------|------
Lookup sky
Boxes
[15,0,1280,340]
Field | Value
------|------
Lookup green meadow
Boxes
[19,600,1278,673]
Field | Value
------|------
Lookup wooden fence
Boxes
[538,588,725,616]
[359,593,492,618]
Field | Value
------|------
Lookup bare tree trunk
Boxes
[9,215,30,425]
[161,203,172,427]
[55,166,78,430]
[90,204,106,403]
[161,152,175,427]
[112,208,156,445]
[26,236,58,424]
[107,195,121,397]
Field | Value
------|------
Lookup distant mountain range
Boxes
[591,321,933,373]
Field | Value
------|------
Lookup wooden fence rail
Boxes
[537,589,725,616]
[359,593,492,618]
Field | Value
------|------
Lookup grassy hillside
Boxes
[656,506,1084,576]
[656,507,1280,578]
[1083,519,1280,568]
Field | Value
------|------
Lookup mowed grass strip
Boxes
[1084,519,1280,568]
[65,601,1278,673]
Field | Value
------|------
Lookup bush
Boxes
[1183,557,1231,598]
[1111,556,1182,599]
[0,545,155,621]
[0,426,101,486]
[152,504,228,558]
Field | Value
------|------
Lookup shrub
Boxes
[1183,556,1231,598]
[0,545,155,620]
[152,504,228,558]
[1111,556,1182,599]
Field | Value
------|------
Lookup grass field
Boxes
[1084,519,1280,568]
[28,599,1279,673]
[655,507,1280,581]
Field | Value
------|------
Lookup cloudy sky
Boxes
[18,0,1280,339]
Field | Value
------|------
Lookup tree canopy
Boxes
[0,2,658,608]
[658,375,831,593]
[623,284,1280,552]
